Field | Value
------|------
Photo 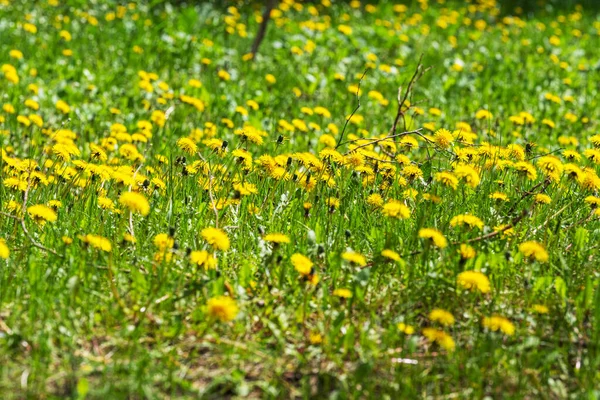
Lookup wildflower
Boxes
[326,197,340,210]
[482,315,515,336]
[454,165,480,188]
[338,24,352,35]
[401,165,423,181]
[519,241,549,262]
[333,288,352,298]
[584,149,600,164]
[536,156,563,182]
[534,194,551,204]
[341,251,367,267]
[366,193,384,207]
[457,270,490,293]
[190,250,217,270]
[201,227,230,251]
[4,177,27,191]
[119,192,150,216]
[265,74,276,84]
[206,296,238,322]
[0,239,9,259]
[418,228,447,248]
[309,332,323,344]
[429,309,455,326]
[531,304,549,314]
[459,244,476,259]
[422,328,455,351]
[450,214,484,230]
[188,78,202,88]
[9,49,23,59]
[154,233,174,250]
[79,234,112,252]
[291,253,313,276]
[489,192,508,202]
[27,204,57,225]
[434,172,458,190]
[177,137,198,155]
[513,161,538,180]
[585,196,600,208]
[56,100,71,114]
[475,109,493,120]
[17,115,31,126]
[218,70,230,81]
[433,128,454,149]
[263,233,290,245]
[381,200,410,219]
[381,249,401,261]
[397,323,415,335]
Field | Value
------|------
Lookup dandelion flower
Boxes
[291,253,313,276]
[206,296,238,322]
[119,191,150,216]
[422,328,455,351]
[433,128,454,149]
[450,214,484,230]
[381,200,410,219]
[418,228,447,248]
[341,251,367,267]
[177,137,198,155]
[333,288,352,298]
[201,227,230,251]
[190,250,217,270]
[79,234,112,252]
[519,241,549,262]
[429,309,455,326]
[263,233,290,244]
[457,270,490,293]
[0,239,9,259]
[482,315,515,336]
[381,249,401,261]
[531,304,549,314]
[27,204,57,225]
[397,323,415,335]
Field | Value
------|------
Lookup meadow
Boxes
[1,0,600,398]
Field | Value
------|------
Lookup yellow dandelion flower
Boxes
[450,214,484,230]
[0,238,9,259]
[397,323,415,335]
[27,204,57,224]
[291,253,313,276]
[519,241,549,262]
[381,200,410,219]
[190,250,217,270]
[79,234,112,252]
[422,328,455,351]
[333,288,353,298]
[482,315,515,336]
[418,228,447,248]
[457,270,490,293]
[263,233,290,244]
[177,137,198,155]
[429,309,455,326]
[381,249,401,261]
[531,304,549,314]
[201,227,230,251]
[206,296,238,322]
[119,192,150,216]
[341,251,367,267]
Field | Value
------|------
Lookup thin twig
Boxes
[343,129,424,155]
[335,69,368,149]
[507,179,550,215]
[389,54,432,137]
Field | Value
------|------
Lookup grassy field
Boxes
[1,0,600,398]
